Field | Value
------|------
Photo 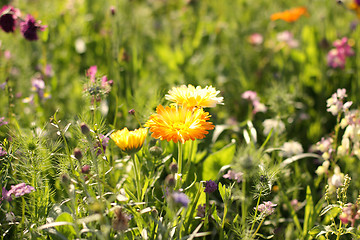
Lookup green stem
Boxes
[250,190,262,233]
[131,153,141,202]
[175,142,183,190]
[241,178,247,230]
[251,217,265,239]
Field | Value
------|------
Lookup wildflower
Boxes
[339,203,360,226]
[86,65,97,82]
[45,64,53,77]
[248,33,263,46]
[1,183,35,202]
[329,166,344,188]
[128,109,136,115]
[145,105,214,144]
[270,7,308,22]
[223,170,243,183]
[0,146,7,157]
[291,199,301,211]
[242,90,267,114]
[204,180,217,193]
[276,31,299,48]
[257,201,277,216]
[31,76,45,99]
[111,128,147,154]
[95,134,109,155]
[196,204,206,218]
[20,14,46,41]
[263,119,285,136]
[327,38,354,69]
[281,141,303,157]
[0,6,20,33]
[171,192,190,207]
[112,207,130,232]
[326,88,352,115]
[81,165,90,174]
[0,117,8,127]
[165,84,223,109]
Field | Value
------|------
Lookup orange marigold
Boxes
[145,105,214,144]
[270,7,308,22]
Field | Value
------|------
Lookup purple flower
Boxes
[20,14,46,41]
[256,201,277,216]
[95,134,109,155]
[45,64,53,77]
[0,6,19,33]
[1,183,35,202]
[196,204,206,218]
[223,170,243,183]
[0,117,8,127]
[0,82,6,90]
[204,180,217,193]
[0,146,7,157]
[171,192,190,207]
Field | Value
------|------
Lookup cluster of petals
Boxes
[327,38,354,69]
[204,180,217,193]
[257,201,277,216]
[339,203,360,226]
[270,6,308,22]
[165,84,223,109]
[222,170,243,183]
[110,127,147,154]
[145,105,214,144]
[326,88,352,116]
[276,31,299,48]
[241,90,267,114]
[1,183,35,202]
[0,5,46,41]
[248,33,263,46]
[0,116,8,127]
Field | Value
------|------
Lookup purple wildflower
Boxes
[171,192,190,207]
[223,170,243,183]
[196,204,206,218]
[0,6,19,33]
[0,82,6,90]
[1,187,12,202]
[204,180,218,193]
[0,117,8,127]
[1,183,35,203]
[95,134,109,155]
[20,14,46,41]
[257,201,277,216]
[0,146,7,157]
[31,76,45,99]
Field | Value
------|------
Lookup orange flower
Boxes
[145,105,214,144]
[270,7,308,22]
[349,0,360,18]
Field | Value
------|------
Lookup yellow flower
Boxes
[165,84,224,109]
[111,127,147,154]
[145,105,214,144]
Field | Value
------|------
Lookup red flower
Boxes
[20,14,46,41]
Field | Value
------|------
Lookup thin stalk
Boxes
[250,190,262,233]
[241,178,247,230]
[175,142,183,190]
[131,153,141,202]
[251,217,265,239]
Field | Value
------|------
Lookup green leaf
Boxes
[303,186,314,237]
[54,212,76,239]
[202,142,236,180]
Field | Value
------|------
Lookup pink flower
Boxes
[20,14,46,41]
[256,201,277,216]
[86,65,97,82]
[327,37,354,69]
[277,31,299,48]
[248,33,263,45]
[0,6,20,33]
[242,90,258,101]
[223,170,243,183]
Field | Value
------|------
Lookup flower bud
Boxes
[169,162,178,174]
[80,123,90,135]
[81,165,90,174]
[165,174,176,188]
[149,146,163,157]
[74,148,83,160]
[128,109,135,115]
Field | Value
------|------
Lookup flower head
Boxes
[270,7,308,22]
[145,105,214,144]
[171,192,190,207]
[111,128,147,154]
[165,84,223,109]
[257,201,277,216]
[223,170,243,183]
[0,5,20,33]
[20,14,46,41]
[1,183,35,202]
[204,180,217,193]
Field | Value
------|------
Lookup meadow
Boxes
[1,0,360,239]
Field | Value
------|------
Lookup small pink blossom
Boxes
[223,170,243,183]
[248,33,263,46]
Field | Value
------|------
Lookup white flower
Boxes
[263,119,285,136]
[281,141,303,157]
